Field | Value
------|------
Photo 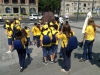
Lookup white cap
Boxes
[65,15,69,18]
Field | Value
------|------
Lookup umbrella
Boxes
[82,12,92,34]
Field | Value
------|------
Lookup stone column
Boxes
[35,0,38,5]
[9,0,12,3]
[26,0,29,4]
[18,0,20,3]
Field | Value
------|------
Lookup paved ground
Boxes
[0,21,100,75]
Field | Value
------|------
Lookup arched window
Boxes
[21,8,26,14]
[5,7,11,13]
[30,8,36,14]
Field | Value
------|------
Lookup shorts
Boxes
[33,36,37,40]
[42,46,52,57]
[51,45,58,54]
[8,38,12,45]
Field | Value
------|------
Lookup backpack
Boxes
[51,32,58,43]
[66,33,78,51]
[13,39,24,50]
[42,32,51,45]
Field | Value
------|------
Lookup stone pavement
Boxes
[0,21,100,75]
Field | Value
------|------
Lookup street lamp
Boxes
[76,0,80,21]
[92,0,94,14]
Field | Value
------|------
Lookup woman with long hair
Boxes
[21,28,30,59]
[56,24,74,73]
[14,30,27,72]
[80,18,96,62]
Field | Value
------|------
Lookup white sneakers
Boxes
[6,51,11,53]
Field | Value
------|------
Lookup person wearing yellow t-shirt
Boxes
[56,24,74,73]
[35,23,41,48]
[32,23,37,45]
[5,20,10,29]
[80,18,96,62]
[40,24,53,65]
[24,26,30,45]
[50,24,59,62]
[5,27,13,53]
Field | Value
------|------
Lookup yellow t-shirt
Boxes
[32,26,37,36]
[6,24,9,29]
[40,30,52,47]
[57,31,75,48]
[51,29,59,45]
[11,23,14,30]
[16,25,21,30]
[35,27,41,36]
[25,29,30,38]
[85,25,96,40]
[7,30,13,38]
[21,37,27,49]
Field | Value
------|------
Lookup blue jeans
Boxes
[82,40,94,60]
[17,49,26,68]
[61,47,72,71]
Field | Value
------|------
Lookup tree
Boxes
[38,0,61,14]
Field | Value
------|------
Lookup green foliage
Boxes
[38,0,61,13]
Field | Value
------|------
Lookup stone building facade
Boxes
[0,0,38,15]
[61,0,100,16]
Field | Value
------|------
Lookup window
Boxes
[66,8,69,12]
[66,4,70,6]
[83,8,85,10]
[74,3,77,5]
[5,7,11,13]
[30,8,36,14]
[21,8,26,14]
[87,8,90,11]
[84,4,86,7]
[74,8,76,10]
[29,0,35,4]
[4,0,9,3]
[21,0,25,3]
[12,0,18,3]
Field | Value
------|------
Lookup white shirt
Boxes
[59,17,64,23]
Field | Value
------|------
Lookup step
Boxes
[70,62,100,75]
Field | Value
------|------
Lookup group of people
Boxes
[3,15,100,73]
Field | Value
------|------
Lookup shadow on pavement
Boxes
[24,57,33,70]
[74,52,100,68]
[57,59,65,69]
